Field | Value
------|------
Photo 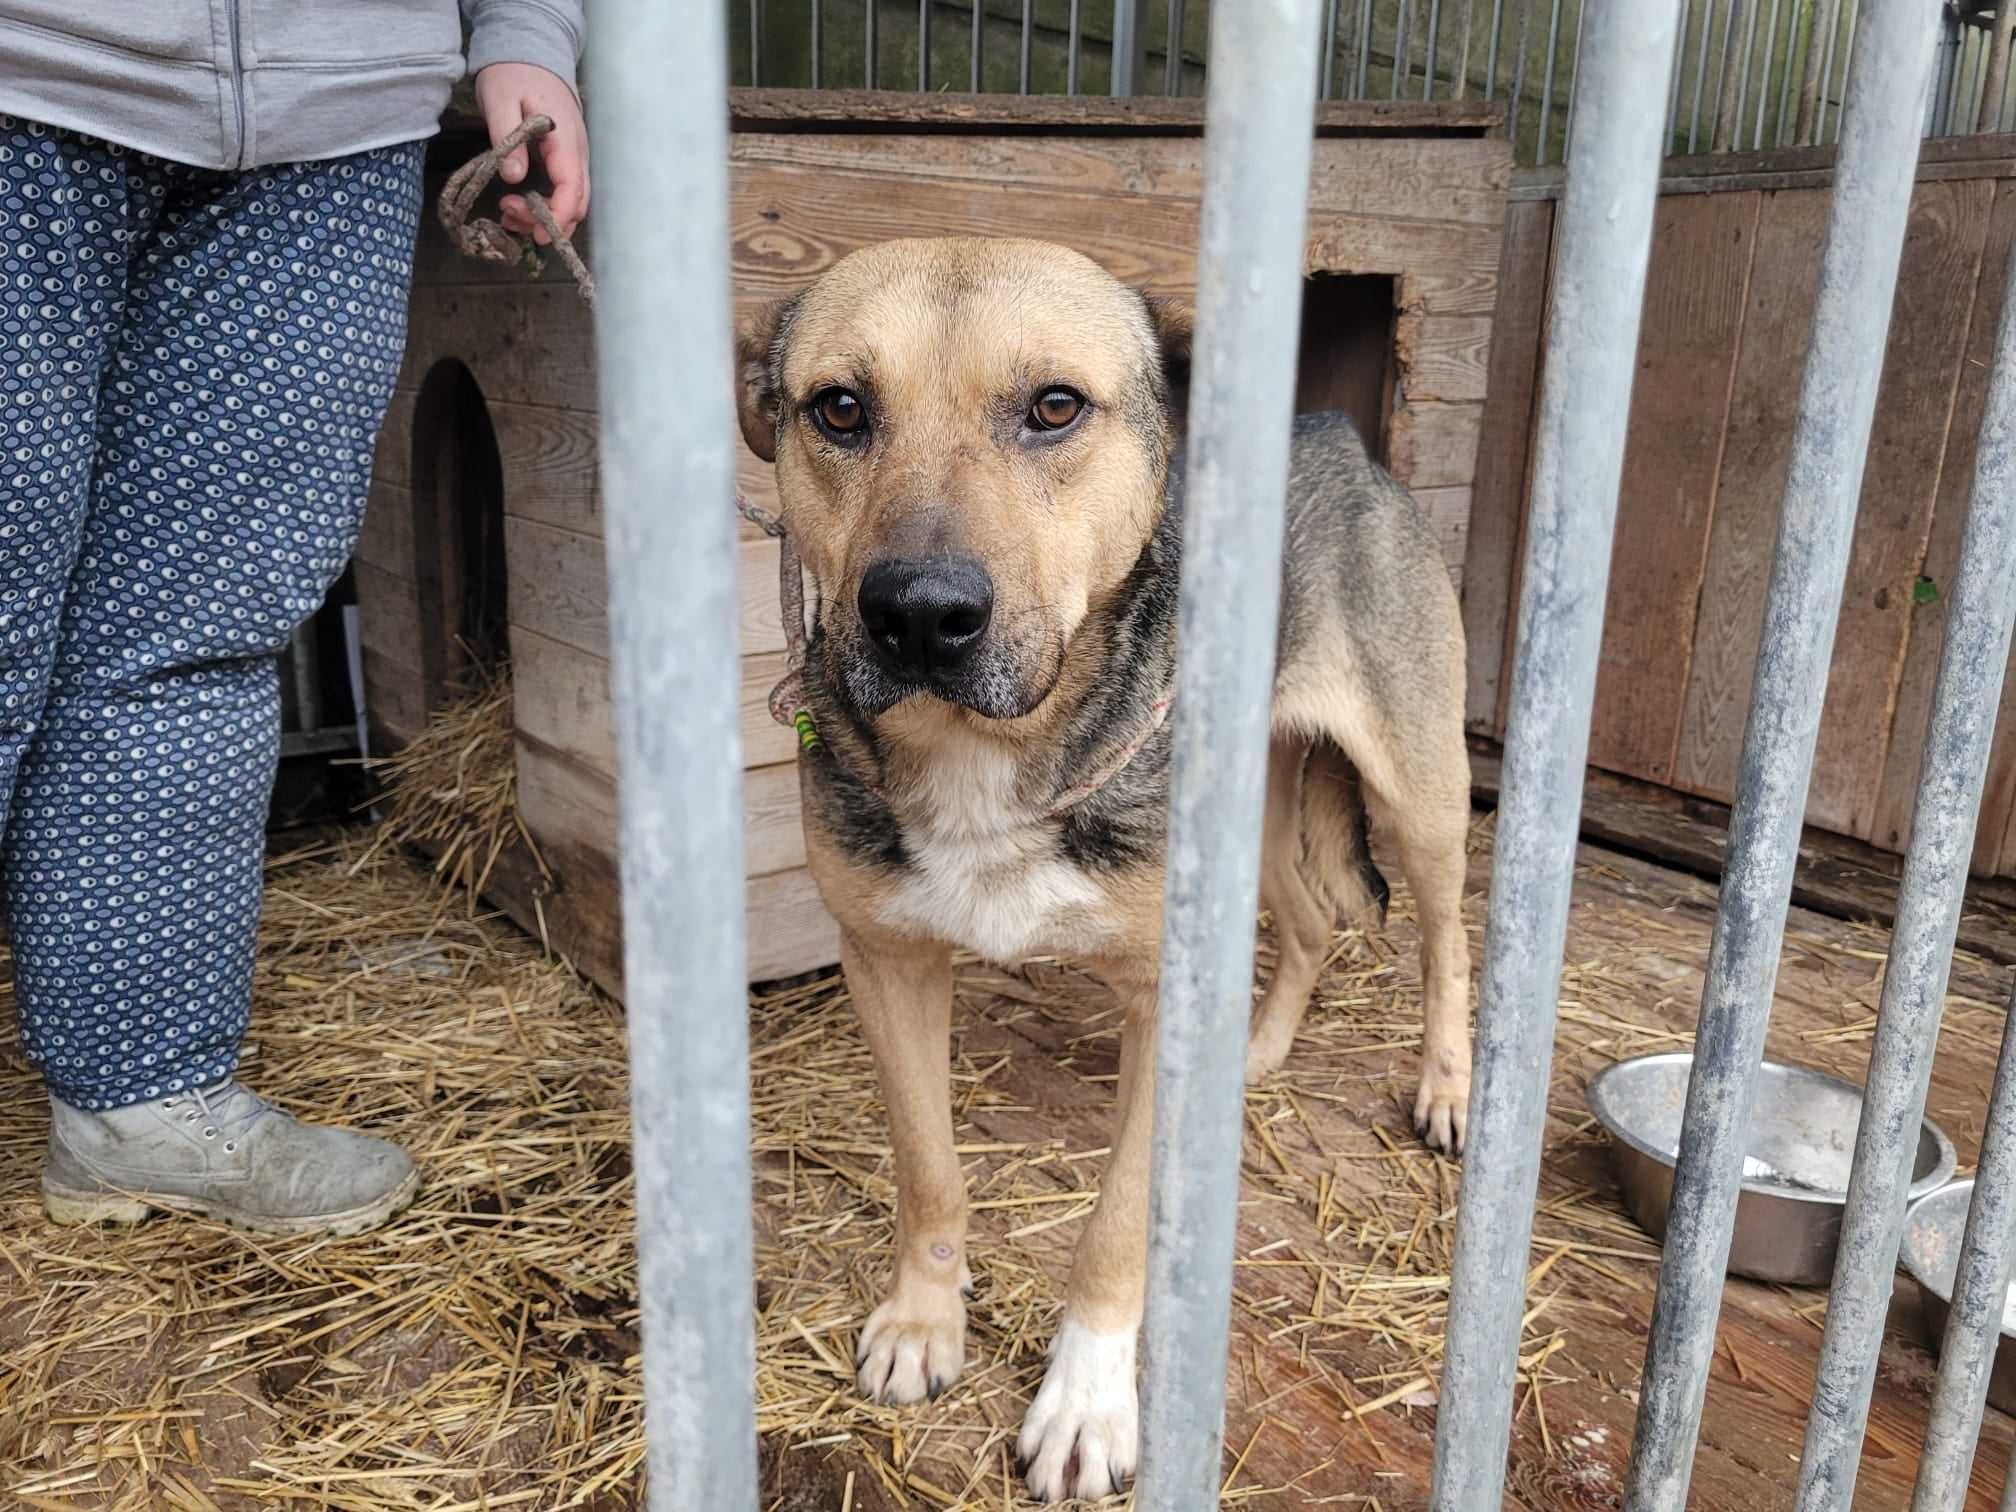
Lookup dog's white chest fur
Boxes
[875,733,1107,963]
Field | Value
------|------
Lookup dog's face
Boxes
[737,238,1190,722]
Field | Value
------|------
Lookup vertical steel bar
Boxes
[1775,0,1800,144]
[1134,0,1322,1504]
[1537,0,1564,163]
[1427,4,1681,1506]
[1913,977,2016,1512]
[1112,0,1148,94]
[1686,0,1713,151]
[1068,0,1082,93]
[1752,0,1783,150]
[1947,16,1967,138]
[749,0,761,84]
[1021,0,1035,92]
[919,0,931,89]
[867,0,879,86]
[1813,0,1848,143]
[970,0,982,91]
[1822,0,1859,144]
[1795,255,2016,1512]
[1982,0,2016,133]
[1562,0,1588,160]
[1668,0,1692,152]
[2001,32,2016,132]
[1706,0,1738,151]
[1322,0,1340,98]
[1454,0,1475,100]
[1509,0,1534,161]
[1424,0,1443,99]
[1948,29,1971,139]
[584,0,756,1507]
[1165,0,1187,93]
[1911,975,2016,1512]
[1622,3,1940,1505]
[1975,25,1991,137]
[1486,0,1506,99]
[341,603,367,765]
[1356,0,1375,96]
[1929,12,1956,138]
[1725,0,1759,150]
[1976,26,1993,136]
[1394,0,1413,98]
[1794,0,1839,145]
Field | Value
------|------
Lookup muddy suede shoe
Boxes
[42,1082,419,1237]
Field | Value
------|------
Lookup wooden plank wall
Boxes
[359,105,1510,988]
[1464,136,2016,878]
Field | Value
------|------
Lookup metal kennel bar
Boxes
[587,1,759,1508]
[1112,0,1150,93]
[1915,979,2016,1512]
[1134,0,1323,1505]
[1429,3,1680,1507]
[1624,2,1941,1506]
[1794,246,2016,1511]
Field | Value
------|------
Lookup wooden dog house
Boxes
[355,89,1511,994]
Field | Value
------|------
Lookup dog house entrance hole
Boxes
[1296,273,1396,466]
[411,359,508,708]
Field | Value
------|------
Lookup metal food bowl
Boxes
[1900,1180,2016,1415]
[1585,1052,1956,1286]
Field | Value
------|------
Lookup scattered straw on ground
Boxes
[0,817,1627,1511]
[3,701,2005,1508]
[355,671,539,906]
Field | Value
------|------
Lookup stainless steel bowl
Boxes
[1585,1052,1956,1286]
[1900,1179,2016,1414]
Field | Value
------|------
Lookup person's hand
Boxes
[473,62,591,243]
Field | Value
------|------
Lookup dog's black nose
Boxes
[858,556,995,673]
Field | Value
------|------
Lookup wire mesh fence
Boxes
[730,1,2012,166]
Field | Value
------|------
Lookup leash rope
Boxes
[437,125,1162,813]
[438,116,808,727]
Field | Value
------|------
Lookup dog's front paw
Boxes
[856,1283,967,1404]
[1244,1030,1293,1085]
[1413,1056,1470,1155]
[1017,1317,1138,1502]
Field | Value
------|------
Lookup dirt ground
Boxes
[3,817,2014,1509]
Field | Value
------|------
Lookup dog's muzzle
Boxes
[858,555,995,676]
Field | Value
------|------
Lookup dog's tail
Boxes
[1297,739,1389,928]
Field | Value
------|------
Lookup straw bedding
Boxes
[1,685,2006,1509]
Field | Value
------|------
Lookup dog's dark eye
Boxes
[812,388,867,440]
[1028,388,1085,432]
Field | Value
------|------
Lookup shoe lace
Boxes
[188,1081,284,1141]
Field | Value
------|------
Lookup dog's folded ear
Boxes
[1141,294,1194,419]
[735,295,800,464]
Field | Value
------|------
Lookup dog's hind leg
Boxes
[1329,701,1473,1155]
[845,931,971,1405]
[1381,758,1473,1153]
[1278,674,1473,1152]
[1246,737,1387,1082]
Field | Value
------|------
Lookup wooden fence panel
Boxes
[1585,190,1759,787]
[1478,141,2016,876]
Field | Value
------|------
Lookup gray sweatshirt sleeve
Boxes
[461,0,585,90]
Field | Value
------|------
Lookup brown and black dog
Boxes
[736,237,1473,1502]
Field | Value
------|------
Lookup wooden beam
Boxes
[1469,739,2016,966]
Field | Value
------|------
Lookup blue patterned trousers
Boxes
[0,118,423,1110]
